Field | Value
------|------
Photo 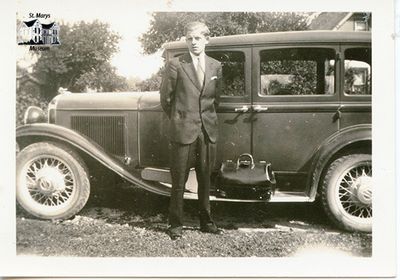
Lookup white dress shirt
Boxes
[190,52,205,73]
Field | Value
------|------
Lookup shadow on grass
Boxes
[84,182,331,231]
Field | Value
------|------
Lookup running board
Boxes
[166,191,312,202]
[141,167,198,193]
[168,186,312,203]
[268,191,313,202]
[142,167,313,202]
[206,191,312,202]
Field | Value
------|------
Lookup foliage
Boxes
[126,76,142,91]
[262,60,317,95]
[140,12,309,55]
[16,66,48,126]
[73,63,128,92]
[136,67,164,91]
[32,20,127,98]
[16,87,48,126]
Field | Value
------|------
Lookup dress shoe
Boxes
[167,226,183,240]
[200,222,223,234]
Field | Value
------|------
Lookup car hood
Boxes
[52,91,161,111]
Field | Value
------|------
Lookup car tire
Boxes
[16,141,90,220]
[321,154,372,232]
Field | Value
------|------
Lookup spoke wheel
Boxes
[321,154,372,232]
[17,142,90,220]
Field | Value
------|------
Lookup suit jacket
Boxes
[160,53,222,144]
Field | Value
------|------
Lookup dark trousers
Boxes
[169,130,216,228]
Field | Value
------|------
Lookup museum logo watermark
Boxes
[18,13,60,51]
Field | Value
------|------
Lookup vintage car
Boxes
[16,30,371,232]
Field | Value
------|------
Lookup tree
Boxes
[73,63,128,92]
[16,65,48,126]
[139,12,309,55]
[32,20,127,99]
[126,76,142,91]
[136,67,164,91]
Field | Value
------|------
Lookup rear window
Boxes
[344,47,371,95]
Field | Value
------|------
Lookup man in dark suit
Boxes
[160,21,222,240]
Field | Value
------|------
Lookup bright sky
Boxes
[16,0,168,80]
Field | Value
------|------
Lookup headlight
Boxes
[23,106,46,124]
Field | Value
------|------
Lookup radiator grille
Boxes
[71,116,125,156]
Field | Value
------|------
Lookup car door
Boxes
[206,48,252,167]
[251,45,340,193]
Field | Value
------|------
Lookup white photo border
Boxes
[0,0,396,277]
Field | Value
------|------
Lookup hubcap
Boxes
[36,167,66,194]
[336,160,372,219]
[24,157,75,207]
[355,176,372,205]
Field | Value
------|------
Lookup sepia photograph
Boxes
[0,0,396,278]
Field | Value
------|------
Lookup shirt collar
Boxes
[189,51,205,66]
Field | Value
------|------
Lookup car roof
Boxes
[163,30,371,50]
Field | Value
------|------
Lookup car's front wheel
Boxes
[16,142,90,220]
[321,154,372,232]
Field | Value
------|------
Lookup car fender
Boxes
[16,123,172,197]
[308,124,372,200]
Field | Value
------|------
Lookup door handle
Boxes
[333,105,344,122]
[234,105,249,113]
[253,105,269,112]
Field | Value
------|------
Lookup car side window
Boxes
[344,48,371,95]
[259,48,336,96]
[206,51,246,97]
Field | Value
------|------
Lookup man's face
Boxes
[185,28,208,56]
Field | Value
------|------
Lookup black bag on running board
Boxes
[216,153,276,200]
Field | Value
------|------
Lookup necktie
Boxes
[196,57,204,87]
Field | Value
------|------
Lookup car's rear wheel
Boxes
[321,154,372,232]
[16,142,90,220]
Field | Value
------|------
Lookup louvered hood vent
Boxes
[71,116,125,156]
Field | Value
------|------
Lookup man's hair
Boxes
[184,21,210,37]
